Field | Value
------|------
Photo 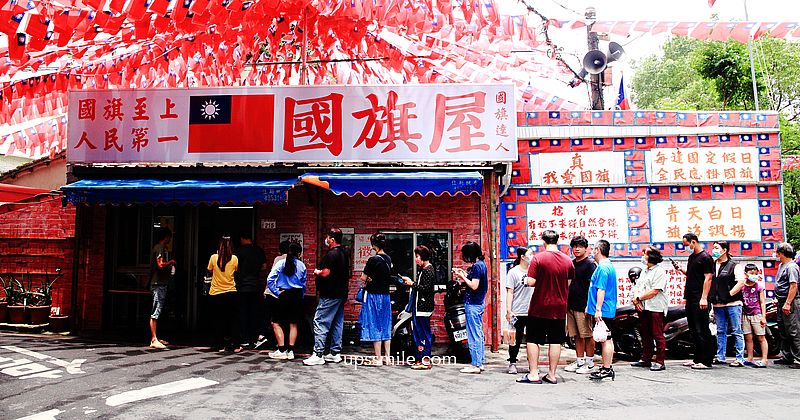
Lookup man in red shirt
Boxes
[516,230,575,384]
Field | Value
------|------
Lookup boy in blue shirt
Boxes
[586,240,617,381]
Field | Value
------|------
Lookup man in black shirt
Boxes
[673,232,715,369]
[565,236,597,374]
[234,232,267,348]
[304,228,351,366]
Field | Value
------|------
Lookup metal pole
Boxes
[743,0,760,110]
[586,7,603,110]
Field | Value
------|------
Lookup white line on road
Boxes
[105,377,218,407]
[15,409,63,420]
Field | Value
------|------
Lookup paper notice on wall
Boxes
[529,151,626,187]
[645,147,759,184]
[353,234,373,272]
[650,199,761,243]
[526,201,630,244]
[279,233,303,251]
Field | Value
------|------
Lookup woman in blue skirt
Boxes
[358,233,393,366]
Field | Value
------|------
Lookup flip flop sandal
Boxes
[753,361,767,368]
[542,376,558,384]
[516,374,543,384]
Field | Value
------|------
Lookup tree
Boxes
[631,37,800,248]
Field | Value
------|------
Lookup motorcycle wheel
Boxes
[448,342,471,364]
[390,325,416,360]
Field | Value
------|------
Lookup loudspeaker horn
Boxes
[607,41,625,63]
[582,49,607,74]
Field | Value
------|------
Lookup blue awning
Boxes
[300,171,483,197]
[61,178,297,205]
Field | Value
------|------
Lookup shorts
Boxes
[742,314,766,336]
[566,310,593,338]
[150,285,167,320]
[272,288,304,324]
[526,316,566,345]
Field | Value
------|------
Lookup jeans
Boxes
[465,303,485,367]
[686,303,715,366]
[150,285,168,320]
[640,311,666,364]
[412,314,432,360]
[776,298,800,362]
[508,316,527,363]
[312,297,345,356]
[713,305,745,362]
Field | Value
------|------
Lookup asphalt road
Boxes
[1,332,798,419]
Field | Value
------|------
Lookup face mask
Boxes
[711,250,722,260]
[641,256,648,265]
[748,275,759,282]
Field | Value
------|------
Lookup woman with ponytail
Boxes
[207,236,240,353]
[266,242,307,360]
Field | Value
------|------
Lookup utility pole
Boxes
[586,7,603,110]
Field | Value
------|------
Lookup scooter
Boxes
[390,277,470,362]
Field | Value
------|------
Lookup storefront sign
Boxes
[526,201,630,244]
[279,233,303,251]
[68,84,517,163]
[645,147,759,184]
[353,234,373,272]
[650,199,761,242]
[530,151,626,187]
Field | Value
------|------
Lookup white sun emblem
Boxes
[201,100,220,120]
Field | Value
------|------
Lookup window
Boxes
[381,231,451,283]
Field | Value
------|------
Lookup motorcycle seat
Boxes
[666,306,685,320]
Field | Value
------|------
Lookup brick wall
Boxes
[72,206,106,331]
[255,185,488,343]
[0,198,75,315]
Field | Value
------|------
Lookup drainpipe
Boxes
[70,204,81,330]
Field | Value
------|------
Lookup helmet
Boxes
[628,266,642,284]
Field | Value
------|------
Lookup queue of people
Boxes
[148,225,800,379]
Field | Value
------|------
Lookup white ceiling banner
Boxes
[525,201,630,245]
[67,84,517,164]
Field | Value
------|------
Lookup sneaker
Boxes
[268,350,287,360]
[729,361,744,367]
[149,339,166,349]
[682,361,696,367]
[630,361,652,368]
[774,358,793,365]
[507,363,518,375]
[575,363,595,374]
[303,354,326,366]
[411,362,432,370]
[564,360,584,372]
[254,336,269,349]
[460,365,481,374]
[323,353,343,363]
[588,367,615,381]
[285,350,294,360]
[650,363,666,371]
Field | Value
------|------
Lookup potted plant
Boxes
[26,270,60,325]
[5,276,26,325]
[0,275,10,323]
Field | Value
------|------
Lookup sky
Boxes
[500,0,800,107]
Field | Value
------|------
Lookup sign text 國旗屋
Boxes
[526,201,630,245]
[67,85,517,163]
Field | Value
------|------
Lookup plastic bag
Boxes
[593,319,609,343]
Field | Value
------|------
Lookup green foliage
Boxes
[632,37,800,247]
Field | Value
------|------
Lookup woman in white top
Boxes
[505,246,534,375]
[631,246,669,371]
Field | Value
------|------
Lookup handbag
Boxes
[593,319,609,343]
[355,287,367,303]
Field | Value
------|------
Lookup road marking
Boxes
[105,377,218,407]
[15,409,63,420]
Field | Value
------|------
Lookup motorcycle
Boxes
[390,277,470,362]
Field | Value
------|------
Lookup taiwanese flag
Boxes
[188,94,275,153]
[616,75,630,110]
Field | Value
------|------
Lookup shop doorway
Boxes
[194,206,255,336]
